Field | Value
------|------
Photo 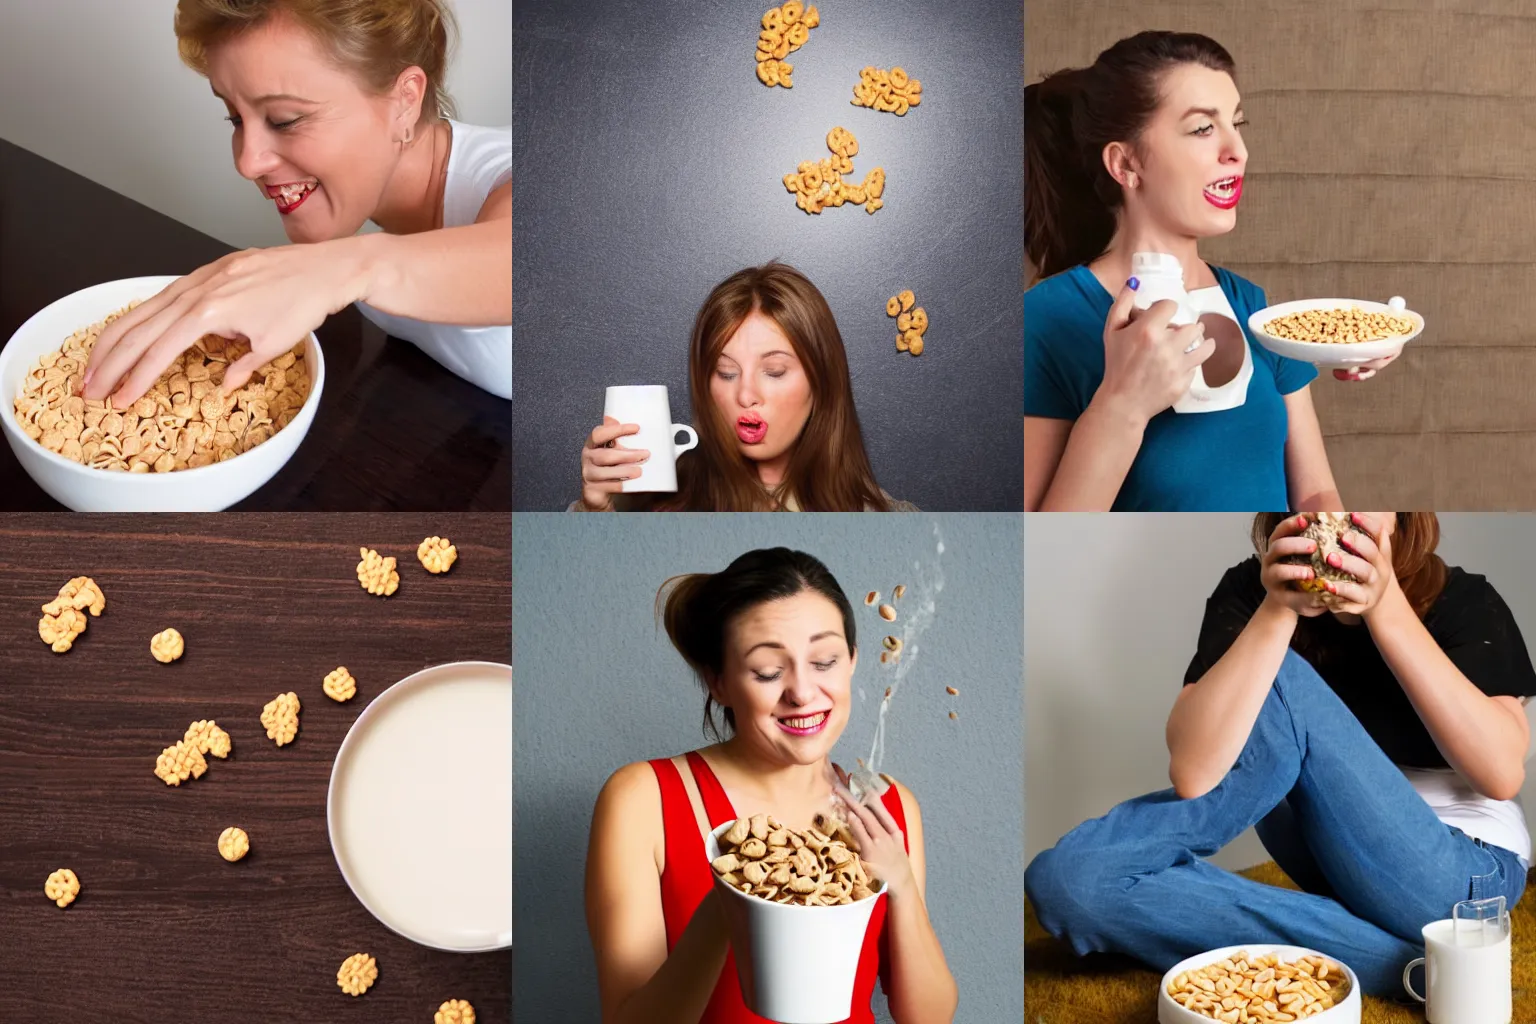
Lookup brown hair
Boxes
[658,548,857,741]
[1250,513,1447,619]
[1026,31,1235,282]
[174,0,458,125]
[647,262,888,512]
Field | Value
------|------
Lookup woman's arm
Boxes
[586,762,729,1024]
[1025,407,1144,511]
[1166,596,1300,799]
[353,181,512,325]
[1367,586,1530,800]
[1281,387,1343,512]
[878,781,958,1023]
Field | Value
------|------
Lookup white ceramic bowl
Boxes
[707,819,888,1024]
[1248,296,1424,368]
[1158,944,1362,1024]
[327,660,512,953]
[0,275,323,510]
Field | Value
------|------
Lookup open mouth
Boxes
[736,413,768,445]
[1203,175,1243,210]
[264,179,319,215]
[776,710,829,736]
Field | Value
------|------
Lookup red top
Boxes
[648,751,907,1024]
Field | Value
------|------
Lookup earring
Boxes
[403,127,414,144]
[1126,172,1138,189]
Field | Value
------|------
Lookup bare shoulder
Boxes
[476,180,512,223]
[878,773,922,818]
[598,759,661,810]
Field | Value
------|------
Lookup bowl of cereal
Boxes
[1248,296,1424,369]
[1,276,323,510]
[707,816,886,1024]
[1159,945,1360,1024]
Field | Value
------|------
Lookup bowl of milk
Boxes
[327,660,512,952]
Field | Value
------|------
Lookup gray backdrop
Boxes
[512,0,1024,510]
[513,513,1024,1022]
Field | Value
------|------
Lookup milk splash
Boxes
[847,520,946,804]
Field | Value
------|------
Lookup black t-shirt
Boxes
[1183,557,1536,769]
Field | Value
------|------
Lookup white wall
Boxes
[1026,512,1536,874]
[0,0,509,249]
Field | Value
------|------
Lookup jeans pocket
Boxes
[1467,839,1504,902]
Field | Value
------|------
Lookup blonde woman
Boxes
[82,0,511,406]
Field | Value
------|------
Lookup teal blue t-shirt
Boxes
[1024,263,1318,511]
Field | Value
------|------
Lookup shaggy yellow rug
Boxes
[1025,861,1535,1023]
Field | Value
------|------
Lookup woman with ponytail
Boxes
[1023,31,1395,511]
[585,548,956,1022]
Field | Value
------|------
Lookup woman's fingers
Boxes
[1267,536,1316,560]
[1327,579,1371,607]
[1266,563,1315,585]
[588,419,641,448]
[585,446,649,467]
[81,289,182,399]
[221,350,268,396]
[1340,527,1381,566]
[1350,512,1390,542]
[1104,282,1138,333]
[1325,549,1375,585]
[1268,513,1312,546]
[584,460,642,483]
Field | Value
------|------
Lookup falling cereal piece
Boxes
[894,584,907,599]
[884,687,892,699]
[878,604,896,622]
[865,591,879,605]
[45,868,80,908]
[948,711,958,720]
[881,636,902,653]
[946,686,958,696]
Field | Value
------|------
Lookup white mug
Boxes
[603,386,698,493]
[1403,918,1512,1023]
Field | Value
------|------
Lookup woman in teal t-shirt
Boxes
[1023,31,1398,512]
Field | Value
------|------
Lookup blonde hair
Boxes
[174,0,458,124]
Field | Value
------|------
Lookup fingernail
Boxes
[1127,276,1139,291]
[1328,553,1341,567]
[1297,515,1308,528]
[1308,542,1317,552]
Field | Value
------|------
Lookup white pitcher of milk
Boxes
[1403,897,1511,1024]
[1130,252,1250,415]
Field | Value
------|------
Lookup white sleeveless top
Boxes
[356,119,512,399]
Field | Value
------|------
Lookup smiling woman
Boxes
[574,263,916,512]
[75,0,510,407]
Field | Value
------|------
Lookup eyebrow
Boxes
[744,631,844,656]
[1182,105,1242,119]
[211,87,317,104]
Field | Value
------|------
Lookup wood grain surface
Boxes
[0,514,511,1022]
[0,139,511,511]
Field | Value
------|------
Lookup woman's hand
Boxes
[1333,352,1398,382]
[1322,512,1398,615]
[832,764,917,901]
[82,241,371,409]
[581,417,648,511]
[1094,282,1215,426]
[1259,514,1332,618]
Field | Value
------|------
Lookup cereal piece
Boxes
[878,603,896,622]
[323,666,357,702]
[184,719,232,759]
[754,4,815,88]
[898,291,914,313]
[896,333,910,354]
[781,0,803,20]
[337,953,378,997]
[864,590,879,605]
[12,306,307,473]
[1263,306,1414,345]
[885,297,900,317]
[909,308,928,334]
[881,636,903,654]
[38,575,106,653]
[356,547,399,597]
[45,868,80,908]
[712,816,877,907]
[261,691,301,746]
[155,739,207,786]
[896,312,912,332]
[851,66,923,115]
[946,686,959,695]
[948,711,958,720]
[417,536,458,574]
[218,826,250,862]
[150,627,184,663]
[894,584,907,599]
[39,607,88,653]
[436,1000,476,1024]
[909,337,925,356]
[784,128,874,216]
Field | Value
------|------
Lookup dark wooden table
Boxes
[0,139,511,510]
[0,514,511,1021]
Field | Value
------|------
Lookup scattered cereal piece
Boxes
[881,636,903,654]
[436,999,476,1024]
[337,953,378,997]
[417,536,458,574]
[865,590,879,605]
[11,303,309,473]
[894,584,907,599]
[878,603,896,622]
[184,719,232,759]
[150,627,184,663]
[155,739,208,786]
[38,576,105,653]
[909,337,925,356]
[948,711,958,720]
[898,291,915,313]
[851,65,922,115]
[946,686,958,696]
[218,826,250,862]
[712,816,876,906]
[886,292,928,357]
[783,128,883,215]
[323,666,357,702]
[45,868,80,908]
[885,296,900,317]
[754,3,818,88]
[357,547,399,597]
[261,691,301,747]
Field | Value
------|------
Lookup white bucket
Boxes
[706,820,887,1024]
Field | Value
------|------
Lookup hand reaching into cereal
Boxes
[831,764,916,901]
[81,243,365,409]
[580,416,648,510]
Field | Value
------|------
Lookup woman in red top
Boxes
[585,547,958,1023]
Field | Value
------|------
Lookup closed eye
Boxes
[812,658,838,670]
[224,116,300,131]
[753,669,783,682]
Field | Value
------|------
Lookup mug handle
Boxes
[1402,957,1426,1003]
[673,424,698,456]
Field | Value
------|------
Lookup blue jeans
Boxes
[1025,649,1528,996]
